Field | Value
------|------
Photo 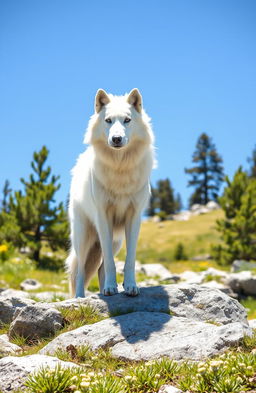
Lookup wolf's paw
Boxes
[103,286,118,296]
[124,284,140,297]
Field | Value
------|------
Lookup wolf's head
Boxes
[84,89,154,150]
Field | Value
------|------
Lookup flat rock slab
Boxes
[0,354,78,393]
[52,284,248,326]
[40,311,251,361]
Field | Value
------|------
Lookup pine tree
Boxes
[156,178,176,217]
[10,146,69,264]
[174,192,182,213]
[1,180,12,213]
[146,184,157,217]
[247,145,256,178]
[212,167,256,264]
[185,133,224,206]
[0,210,24,246]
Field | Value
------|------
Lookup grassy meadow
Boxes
[0,210,224,292]
[119,209,224,267]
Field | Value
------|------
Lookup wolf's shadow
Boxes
[97,285,171,344]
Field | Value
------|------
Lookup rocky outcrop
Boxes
[40,311,250,361]
[0,355,78,393]
[9,304,64,340]
[39,285,250,361]
[51,284,248,326]
[173,201,220,221]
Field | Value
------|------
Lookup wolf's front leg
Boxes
[96,210,117,296]
[124,213,141,296]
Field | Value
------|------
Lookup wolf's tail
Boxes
[65,248,77,297]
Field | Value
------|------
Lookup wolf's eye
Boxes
[105,118,112,124]
[124,117,131,124]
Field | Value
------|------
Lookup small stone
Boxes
[158,385,183,393]
[0,334,21,356]
[20,278,42,291]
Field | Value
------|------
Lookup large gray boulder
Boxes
[0,334,21,356]
[9,304,64,340]
[0,355,78,393]
[40,311,251,361]
[0,293,36,325]
[52,284,248,326]
[225,271,256,296]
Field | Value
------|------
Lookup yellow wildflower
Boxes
[0,244,8,253]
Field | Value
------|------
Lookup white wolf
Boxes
[66,88,155,297]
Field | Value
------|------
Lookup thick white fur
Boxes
[66,89,155,297]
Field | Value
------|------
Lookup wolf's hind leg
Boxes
[98,261,105,294]
[71,216,95,298]
[65,248,77,297]
[84,241,102,290]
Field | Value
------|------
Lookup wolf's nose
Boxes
[112,136,122,145]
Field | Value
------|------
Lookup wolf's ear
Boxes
[95,89,110,113]
[127,88,142,113]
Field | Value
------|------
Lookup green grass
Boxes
[24,332,256,393]
[240,296,256,320]
[59,305,105,331]
[0,210,227,292]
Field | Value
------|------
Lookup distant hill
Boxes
[118,210,223,268]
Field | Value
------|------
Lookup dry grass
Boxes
[118,209,224,266]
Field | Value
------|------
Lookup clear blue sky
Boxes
[1,0,256,208]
